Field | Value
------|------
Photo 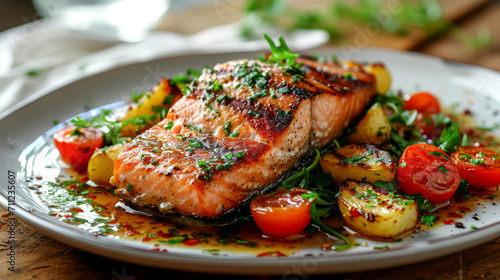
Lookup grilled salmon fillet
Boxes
[113,56,378,218]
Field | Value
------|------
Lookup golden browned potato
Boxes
[319,144,395,185]
[338,180,418,240]
[363,63,391,94]
[120,78,182,137]
[348,103,391,146]
[88,143,123,186]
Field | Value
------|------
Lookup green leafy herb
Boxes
[302,192,351,250]
[470,158,485,165]
[455,179,471,200]
[164,121,174,130]
[264,34,300,66]
[437,165,449,174]
[340,156,366,165]
[421,213,438,227]
[428,151,449,161]
[236,151,246,159]
[188,138,203,148]
[130,92,146,102]
[435,122,460,153]
[26,69,41,77]
[223,121,232,135]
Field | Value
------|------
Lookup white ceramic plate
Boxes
[1,48,500,275]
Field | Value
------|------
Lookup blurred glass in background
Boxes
[31,0,171,42]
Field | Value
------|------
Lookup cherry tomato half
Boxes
[53,126,103,169]
[404,92,441,114]
[397,143,460,204]
[450,146,500,188]
[250,188,313,237]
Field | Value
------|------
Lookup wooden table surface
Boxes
[1,0,500,279]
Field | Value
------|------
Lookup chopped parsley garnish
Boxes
[164,121,174,130]
[471,158,485,165]
[437,165,449,174]
[176,135,187,141]
[247,110,263,117]
[421,213,438,227]
[171,68,201,84]
[248,90,269,101]
[459,153,472,160]
[223,121,232,135]
[187,124,203,133]
[26,69,41,77]
[428,151,449,161]
[126,184,133,192]
[163,94,175,105]
[340,156,366,165]
[130,92,146,102]
[236,151,246,159]
[187,138,203,148]
[198,161,208,168]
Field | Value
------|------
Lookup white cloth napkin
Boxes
[0,20,328,117]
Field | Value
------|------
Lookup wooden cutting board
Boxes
[157,0,490,50]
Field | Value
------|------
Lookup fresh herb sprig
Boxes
[279,149,350,249]
[264,34,299,66]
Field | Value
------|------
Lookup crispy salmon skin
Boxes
[113,56,379,218]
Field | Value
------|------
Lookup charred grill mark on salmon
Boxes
[113,56,379,218]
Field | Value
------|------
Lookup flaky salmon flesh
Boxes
[113,56,379,219]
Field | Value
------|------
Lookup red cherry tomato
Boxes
[404,92,441,114]
[250,188,313,237]
[53,126,103,169]
[450,146,500,188]
[397,143,460,204]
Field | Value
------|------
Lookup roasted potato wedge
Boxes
[338,180,418,240]
[348,103,391,146]
[320,144,395,185]
[88,143,124,186]
[121,78,182,137]
[363,63,391,94]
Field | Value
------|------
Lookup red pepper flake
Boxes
[447,212,463,218]
[350,209,362,218]
[70,207,84,213]
[63,214,73,218]
[459,207,471,212]
[142,237,153,242]
[157,231,174,238]
[150,248,168,253]
[122,224,140,236]
[257,252,269,257]
[182,239,199,246]
[443,219,455,225]
[257,251,286,257]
